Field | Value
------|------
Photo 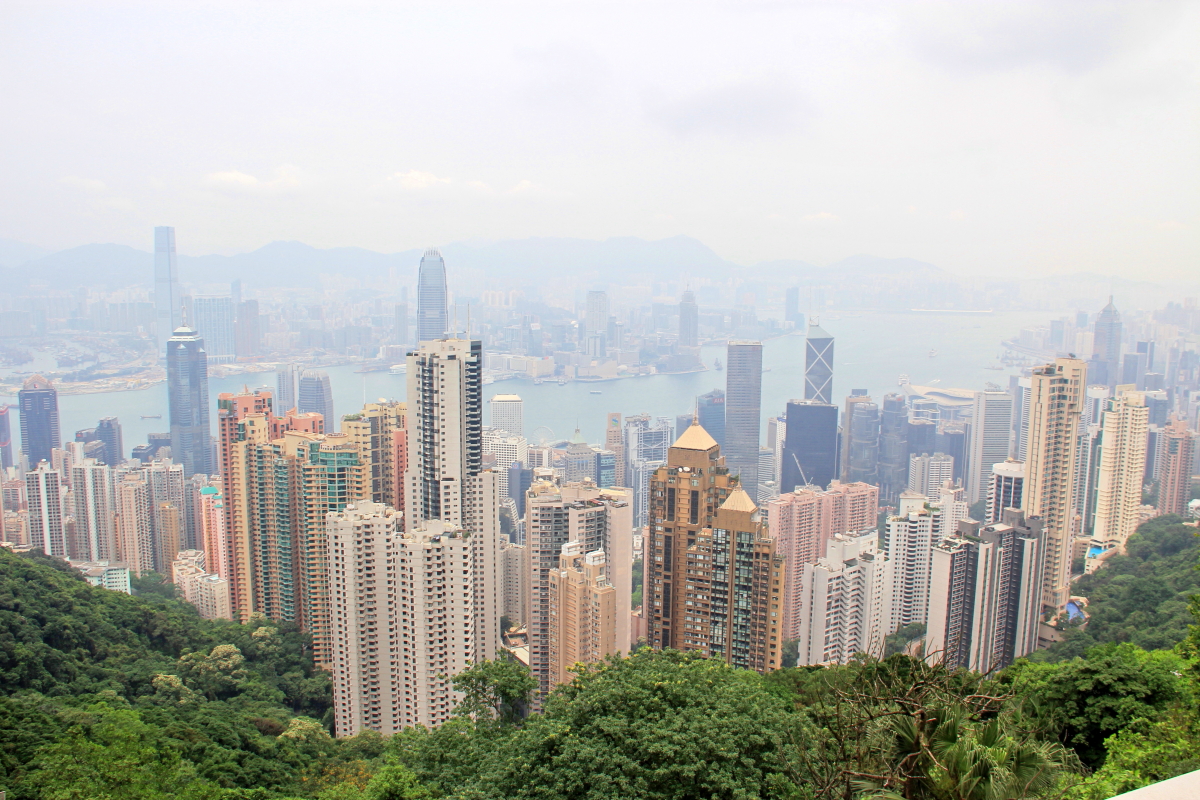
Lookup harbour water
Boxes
[5,310,1062,457]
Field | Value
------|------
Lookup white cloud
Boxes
[802,212,842,226]
[391,170,452,190]
[59,176,108,193]
[203,165,302,195]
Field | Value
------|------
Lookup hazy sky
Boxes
[2,1,1197,279]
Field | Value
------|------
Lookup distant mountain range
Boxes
[0,235,949,292]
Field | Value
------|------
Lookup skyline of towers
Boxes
[417,248,449,342]
[154,226,181,353]
[725,340,763,497]
[298,369,336,433]
[166,322,214,477]
[1022,356,1086,613]
[804,321,834,404]
[18,374,60,468]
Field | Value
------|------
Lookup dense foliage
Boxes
[1034,515,1200,661]
[1,512,1199,799]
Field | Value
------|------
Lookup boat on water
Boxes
[140,414,162,419]
[928,349,938,358]
[388,364,407,375]
[984,364,1005,371]
[557,376,567,385]
[714,358,723,371]
[589,390,602,395]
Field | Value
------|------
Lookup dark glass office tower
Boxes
[298,370,336,432]
[167,325,213,477]
[725,341,763,497]
[878,393,909,502]
[697,389,726,449]
[0,404,12,469]
[154,226,182,354]
[804,322,834,404]
[781,400,838,492]
[18,375,60,467]
[97,417,123,465]
[417,248,449,343]
[848,401,880,485]
[1090,297,1121,387]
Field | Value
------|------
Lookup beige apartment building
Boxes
[1022,357,1086,613]
[546,541,617,686]
[1092,387,1149,552]
[328,502,486,736]
[1157,418,1196,518]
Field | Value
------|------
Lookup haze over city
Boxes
[1,4,1199,800]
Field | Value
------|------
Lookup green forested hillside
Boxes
[1,515,1199,800]
[1035,516,1200,661]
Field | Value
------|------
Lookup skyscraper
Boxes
[645,425,782,672]
[907,453,955,497]
[986,460,1025,524]
[780,400,838,492]
[1158,418,1196,518]
[767,481,879,640]
[154,226,182,353]
[166,323,214,477]
[235,299,260,357]
[525,480,632,696]
[547,542,619,687]
[926,512,1045,673]
[878,393,909,503]
[394,303,408,346]
[795,531,891,665]
[1022,357,1086,612]
[276,364,298,413]
[784,286,801,327]
[96,417,123,466]
[416,248,449,342]
[1090,297,1122,388]
[696,389,726,450]
[0,405,12,470]
[967,391,1014,504]
[1092,387,1148,552]
[605,412,625,486]
[882,491,944,633]
[583,290,609,356]
[404,336,499,670]
[191,296,236,362]
[804,321,835,404]
[490,394,524,436]
[71,459,115,561]
[846,399,880,485]
[725,341,763,497]
[18,375,60,467]
[329,502,486,734]
[298,370,336,432]
[678,290,699,348]
[26,462,66,557]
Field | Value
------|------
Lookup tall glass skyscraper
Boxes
[804,321,835,404]
[0,404,13,469]
[18,375,60,467]
[192,296,237,362]
[417,248,448,342]
[154,226,182,353]
[781,399,838,492]
[678,290,698,348]
[1090,297,1122,387]
[276,364,298,413]
[167,324,214,477]
[696,388,726,449]
[725,341,763,497]
[298,370,336,433]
